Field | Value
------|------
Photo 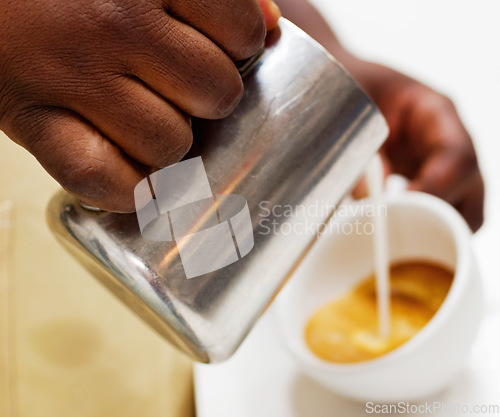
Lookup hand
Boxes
[0,0,280,212]
[271,0,484,232]
[352,64,485,232]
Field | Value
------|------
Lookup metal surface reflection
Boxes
[47,19,388,363]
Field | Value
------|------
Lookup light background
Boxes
[312,0,500,303]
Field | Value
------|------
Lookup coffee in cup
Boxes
[305,261,453,363]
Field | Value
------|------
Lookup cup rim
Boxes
[274,190,473,373]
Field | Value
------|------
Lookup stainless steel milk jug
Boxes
[47,18,388,363]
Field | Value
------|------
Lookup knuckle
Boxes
[436,93,455,111]
[230,12,266,60]
[146,116,193,168]
[58,152,112,203]
[91,1,155,38]
[178,48,243,119]
[92,2,131,30]
[59,148,138,213]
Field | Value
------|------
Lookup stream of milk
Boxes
[366,155,391,338]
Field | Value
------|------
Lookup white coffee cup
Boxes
[273,188,483,402]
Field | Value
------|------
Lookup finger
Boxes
[407,148,479,204]
[68,76,193,169]
[258,0,282,31]
[126,11,244,119]
[407,148,485,231]
[162,0,266,60]
[7,107,144,212]
[453,171,485,232]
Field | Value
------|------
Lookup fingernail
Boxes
[217,81,244,118]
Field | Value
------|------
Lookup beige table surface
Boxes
[0,132,194,417]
